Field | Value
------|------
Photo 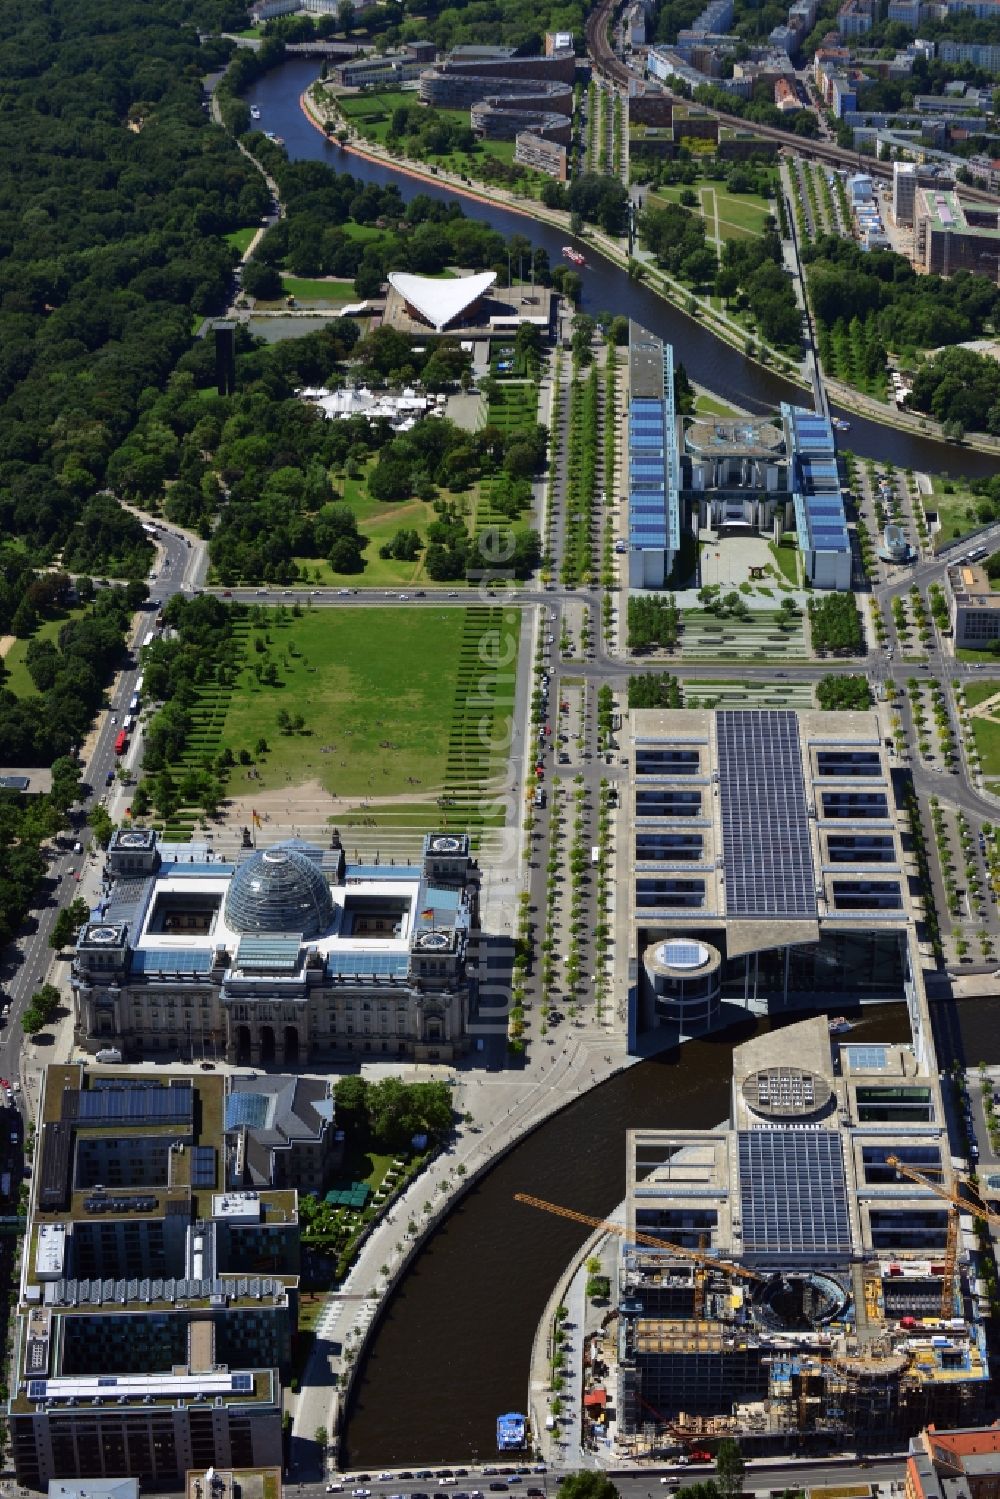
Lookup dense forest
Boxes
[804,236,1000,409]
[908,348,1000,438]
[0,0,262,565]
[0,584,136,763]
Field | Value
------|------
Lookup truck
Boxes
[128,692,139,715]
[114,730,128,756]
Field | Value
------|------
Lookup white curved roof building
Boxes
[387,270,497,331]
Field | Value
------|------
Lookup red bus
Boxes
[114,730,128,756]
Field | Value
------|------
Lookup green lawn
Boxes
[335,89,418,120]
[224,227,257,254]
[963,679,1000,711]
[298,497,446,588]
[928,477,984,548]
[3,610,85,697]
[281,275,360,302]
[769,539,801,586]
[219,607,471,797]
[970,710,1000,778]
[693,392,745,419]
[648,180,774,240]
[331,89,544,191]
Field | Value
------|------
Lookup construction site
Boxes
[608,1017,992,1454]
[521,1015,995,1459]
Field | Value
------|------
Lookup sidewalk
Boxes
[291,1031,636,1471]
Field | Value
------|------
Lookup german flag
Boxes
[252,809,262,828]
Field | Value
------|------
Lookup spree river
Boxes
[252,59,999,479]
[339,1007,910,1466]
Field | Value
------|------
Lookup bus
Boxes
[128,692,139,715]
[114,730,128,756]
[123,715,134,734]
[591,845,600,865]
[142,632,155,650]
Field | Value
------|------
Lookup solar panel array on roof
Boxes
[73,1083,194,1126]
[717,710,817,920]
[785,405,850,557]
[191,1146,216,1188]
[738,1129,850,1255]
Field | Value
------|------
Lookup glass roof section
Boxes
[224,844,334,939]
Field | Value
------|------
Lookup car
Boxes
[339,589,351,596]
[222,589,232,597]
[353,1489,372,1496]
[199,1060,215,1070]
[105,770,115,786]
[415,590,426,597]
[417,1474,434,1481]
[448,590,459,597]
[399,1475,414,1481]
[481,1470,498,1477]
[376,1475,393,1483]
[412,1491,431,1498]
[527,1489,544,1496]
[327,1486,344,1493]
[110,714,118,725]
[439,1481,457,1487]
[399,593,410,600]
[489,1486,508,1492]
[437,1473,453,1480]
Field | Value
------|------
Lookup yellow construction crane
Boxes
[885,1155,1000,1229]
[513,1192,764,1286]
[884,1154,999,1318]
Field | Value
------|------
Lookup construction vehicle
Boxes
[513,1193,764,1286]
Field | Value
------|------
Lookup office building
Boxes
[784,405,852,588]
[624,326,850,592]
[626,324,681,589]
[945,560,1000,649]
[72,832,478,1066]
[226,1074,342,1194]
[618,707,928,1048]
[330,49,426,88]
[894,161,918,225]
[914,189,1000,277]
[8,1065,298,1486]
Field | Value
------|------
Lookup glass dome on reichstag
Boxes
[224,843,334,939]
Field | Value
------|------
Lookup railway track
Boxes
[584,0,1000,207]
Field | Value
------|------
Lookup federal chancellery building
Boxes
[72,831,478,1066]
